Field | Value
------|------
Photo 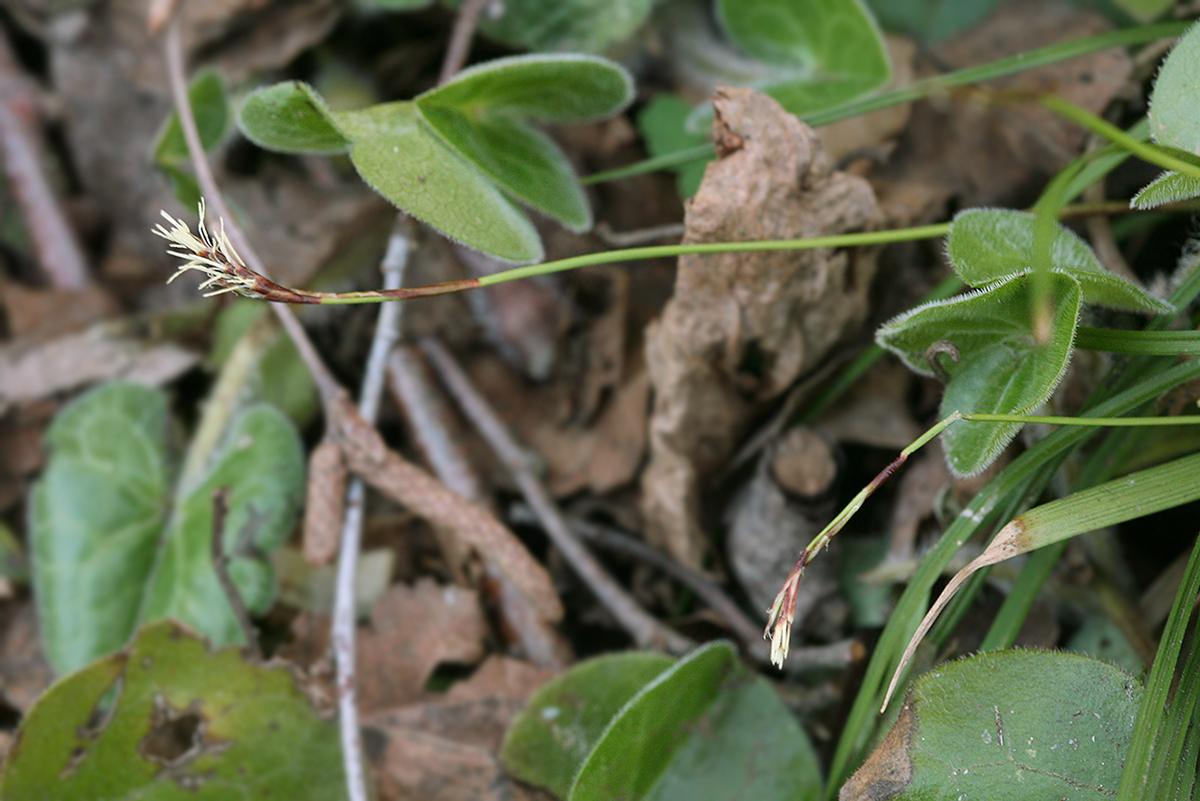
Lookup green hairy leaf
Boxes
[948,209,1172,314]
[0,621,344,800]
[1148,21,1200,156]
[877,273,1082,476]
[339,102,543,263]
[237,81,351,155]
[239,56,632,262]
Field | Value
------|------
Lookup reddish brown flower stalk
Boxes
[153,201,480,304]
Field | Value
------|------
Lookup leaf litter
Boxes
[0,1,1186,798]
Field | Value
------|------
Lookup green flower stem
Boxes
[1040,94,1200,182]
[1076,326,1200,355]
[583,21,1189,185]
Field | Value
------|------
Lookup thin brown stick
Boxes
[159,17,364,801]
[0,30,91,289]
[438,0,491,85]
[418,336,693,654]
[161,17,342,407]
[210,486,261,661]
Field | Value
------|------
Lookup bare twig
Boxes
[332,233,407,801]
[387,346,573,668]
[438,0,492,85]
[0,30,91,289]
[210,487,261,661]
[418,336,693,654]
[560,515,764,646]
[161,17,341,407]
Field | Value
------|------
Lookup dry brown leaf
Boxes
[641,86,880,568]
[0,399,56,512]
[0,282,117,340]
[355,579,489,712]
[816,359,922,450]
[0,325,198,412]
[330,395,564,626]
[874,0,1132,227]
[366,655,554,801]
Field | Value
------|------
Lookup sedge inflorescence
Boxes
[152,199,264,298]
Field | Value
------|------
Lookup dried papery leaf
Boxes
[641,86,879,568]
[301,438,346,566]
[329,396,563,625]
[884,448,1200,710]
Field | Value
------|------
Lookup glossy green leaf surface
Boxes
[877,273,1082,476]
[238,81,351,155]
[571,642,822,801]
[444,0,655,53]
[139,404,304,646]
[30,384,171,676]
[501,651,674,798]
[843,650,1141,800]
[0,620,345,800]
[947,209,1172,314]
[339,101,543,263]
[1149,22,1200,155]
[417,54,634,122]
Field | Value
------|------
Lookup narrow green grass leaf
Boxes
[888,449,1200,709]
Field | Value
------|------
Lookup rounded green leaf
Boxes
[877,273,1082,476]
[1149,21,1200,155]
[844,650,1141,800]
[948,209,1173,314]
[0,620,345,800]
[443,0,654,53]
[418,105,590,231]
[715,0,890,107]
[30,383,172,676]
[237,81,351,155]
[417,54,634,122]
[138,404,304,647]
[339,101,543,263]
[571,641,822,801]
[501,651,675,797]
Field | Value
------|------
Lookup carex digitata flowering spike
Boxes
[152,200,479,304]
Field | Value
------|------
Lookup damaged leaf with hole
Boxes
[0,620,344,800]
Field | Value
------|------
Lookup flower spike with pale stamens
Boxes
[153,199,269,298]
